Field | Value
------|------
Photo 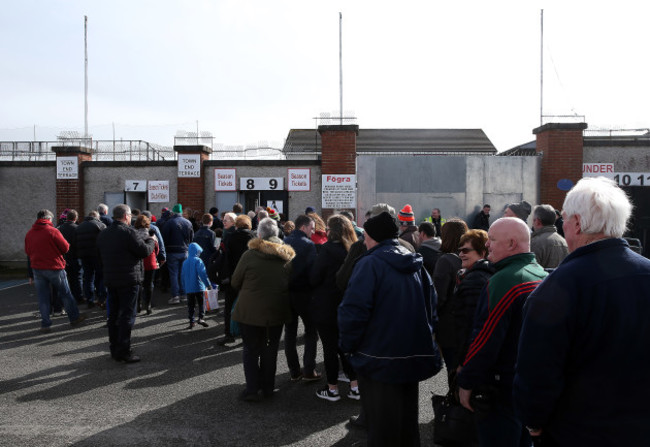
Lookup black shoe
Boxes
[70,313,87,327]
[197,319,209,327]
[188,322,196,329]
[239,390,261,402]
[116,355,141,364]
[349,415,366,428]
[216,335,236,346]
[303,370,322,382]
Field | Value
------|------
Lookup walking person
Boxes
[160,203,194,305]
[25,209,86,333]
[97,204,155,363]
[76,210,107,308]
[57,209,84,304]
[181,242,212,329]
[134,215,159,315]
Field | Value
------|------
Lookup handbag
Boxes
[203,287,219,312]
[431,382,477,446]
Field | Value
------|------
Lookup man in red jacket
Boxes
[25,209,86,333]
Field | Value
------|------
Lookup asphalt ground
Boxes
[0,280,448,447]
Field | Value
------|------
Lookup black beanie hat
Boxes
[364,211,399,243]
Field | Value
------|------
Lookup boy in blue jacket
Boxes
[181,243,212,329]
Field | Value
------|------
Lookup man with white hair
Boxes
[457,217,547,446]
[514,177,650,445]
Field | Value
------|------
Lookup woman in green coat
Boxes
[231,217,295,402]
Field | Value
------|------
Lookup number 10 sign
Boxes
[239,177,284,191]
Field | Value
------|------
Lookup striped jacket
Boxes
[457,253,547,394]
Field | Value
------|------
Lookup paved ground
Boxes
[0,280,448,446]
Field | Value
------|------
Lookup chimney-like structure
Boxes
[533,122,588,210]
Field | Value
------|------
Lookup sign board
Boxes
[125,180,147,192]
[583,163,614,175]
[215,168,237,191]
[56,156,78,179]
[148,180,170,203]
[287,168,311,191]
[178,154,201,178]
[240,177,284,191]
[322,174,356,209]
[267,200,283,214]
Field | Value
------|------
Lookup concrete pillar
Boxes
[318,125,359,221]
[533,122,588,210]
[52,146,92,216]
[174,145,212,214]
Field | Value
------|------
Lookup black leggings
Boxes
[316,321,356,385]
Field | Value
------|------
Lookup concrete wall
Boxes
[84,162,178,218]
[1,163,57,266]
[357,155,540,227]
[204,161,322,220]
[584,146,650,170]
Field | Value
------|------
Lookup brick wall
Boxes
[534,123,588,210]
[53,148,92,216]
[175,147,211,215]
[319,125,358,220]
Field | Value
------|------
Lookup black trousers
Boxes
[316,321,356,385]
[240,323,283,396]
[358,374,420,447]
[107,285,139,359]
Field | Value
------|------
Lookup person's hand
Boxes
[459,387,473,412]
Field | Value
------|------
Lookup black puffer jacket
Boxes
[310,241,347,324]
[96,221,155,288]
[452,259,494,364]
[225,228,253,278]
[75,217,106,259]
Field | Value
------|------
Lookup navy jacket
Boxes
[284,229,317,293]
[338,239,442,384]
[193,226,216,267]
[160,214,194,254]
[310,240,347,324]
[514,238,650,445]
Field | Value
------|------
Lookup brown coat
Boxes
[231,237,295,327]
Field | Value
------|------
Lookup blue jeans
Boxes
[81,257,104,303]
[33,269,80,328]
[106,285,139,359]
[167,252,187,297]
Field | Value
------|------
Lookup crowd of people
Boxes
[24,176,650,446]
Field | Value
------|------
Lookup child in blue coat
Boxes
[181,243,212,329]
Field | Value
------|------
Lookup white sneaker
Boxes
[168,296,180,304]
[347,388,361,400]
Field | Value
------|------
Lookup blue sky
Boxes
[1,1,649,151]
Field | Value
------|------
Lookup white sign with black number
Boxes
[239,177,284,191]
[611,172,650,187]
[322,174,356,209]
[56,157,78,179]
[178,154,201,178]
[125,180,147,192]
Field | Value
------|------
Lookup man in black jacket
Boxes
[57,209,84,304]
[97,204,155,363]
[76,210,106,308]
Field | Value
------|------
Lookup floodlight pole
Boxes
[84,15,89,139]
[540,9,543,126]
[339,12,343,125]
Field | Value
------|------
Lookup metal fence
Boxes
[0,140,175,162]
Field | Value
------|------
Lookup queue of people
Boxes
[24,178,650,446]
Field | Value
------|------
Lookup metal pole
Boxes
[339,12,343,125]
[84,16,89,139]
[539,9,544,126]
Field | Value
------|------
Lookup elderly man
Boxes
[339,211,441,446]
[25,209,86,333]
[97,204,155,363]
[514,177,650,445]
[457,217,547,446]
[530,204,568,268]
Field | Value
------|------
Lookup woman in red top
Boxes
[135,215,159,314]
[308,212,328,246]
